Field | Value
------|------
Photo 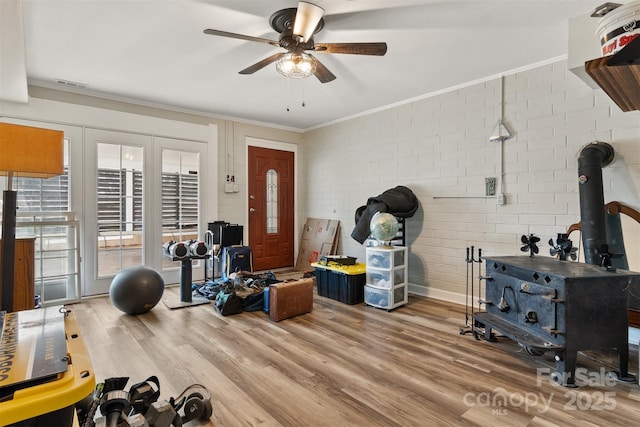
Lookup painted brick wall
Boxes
[303,59,640,304]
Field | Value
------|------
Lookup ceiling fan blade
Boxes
[314,42,387,56]
[204,29,279,47]
[239,53,285,75]
[293,1,325,43]
[309,55,336,83]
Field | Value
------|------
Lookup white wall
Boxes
[303,59,640,303]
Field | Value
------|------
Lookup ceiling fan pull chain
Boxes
[286,77,291,112]
[302,80,306,107]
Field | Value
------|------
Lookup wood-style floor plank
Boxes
[71,285,640,427]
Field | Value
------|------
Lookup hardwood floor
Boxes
[71,284,640,427]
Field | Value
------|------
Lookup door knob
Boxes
[250,208,256,213]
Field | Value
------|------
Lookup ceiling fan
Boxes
[203,1,387,83]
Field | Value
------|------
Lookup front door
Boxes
[248,146,294,271]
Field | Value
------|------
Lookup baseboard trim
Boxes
[407,283,466,306]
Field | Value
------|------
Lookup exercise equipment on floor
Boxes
[78,376,213,427]
[162,240,210,309]
[109,266,165,315]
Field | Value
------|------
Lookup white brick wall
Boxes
[303,58,640,302]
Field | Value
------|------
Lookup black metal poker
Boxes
[460,247,471,334]
[460,246,482,336]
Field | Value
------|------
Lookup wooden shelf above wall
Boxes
[585,56,640,112]
[584,35,640,112]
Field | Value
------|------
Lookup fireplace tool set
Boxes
[459,246,492,340]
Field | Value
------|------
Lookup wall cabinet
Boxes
[0,237,35,311]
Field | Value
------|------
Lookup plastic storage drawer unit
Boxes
[312,262,366,304]
[365,245,408,311]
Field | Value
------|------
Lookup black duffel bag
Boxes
[242,291,265,312]
[214,284,244,316]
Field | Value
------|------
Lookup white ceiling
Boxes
[15,0,605,131]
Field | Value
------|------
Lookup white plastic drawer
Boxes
[364,285,407,309]
[366,247,405,269]
[366,267,405,288]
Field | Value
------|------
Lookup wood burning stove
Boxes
[474,255,639,386]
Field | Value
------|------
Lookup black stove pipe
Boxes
[577,142,615,265]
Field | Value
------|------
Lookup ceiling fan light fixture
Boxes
[276,52,316,78]
[293,2,325,43]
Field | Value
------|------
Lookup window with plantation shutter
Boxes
[96,168,125,232]
[162,171,198,231]
[15,167,70,212]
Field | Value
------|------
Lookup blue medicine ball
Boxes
[109,266,164,315]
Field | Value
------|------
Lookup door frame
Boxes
[245,137,298,267]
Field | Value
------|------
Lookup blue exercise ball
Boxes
[109,266,165,315]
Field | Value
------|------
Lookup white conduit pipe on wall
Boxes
[498,75,505,205]
[224,120,237,192]
[495,75,510,205]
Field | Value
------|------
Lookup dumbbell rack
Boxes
[163,254,210,309]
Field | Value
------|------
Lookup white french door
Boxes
[83,129,152,295]
[83,130,208,295]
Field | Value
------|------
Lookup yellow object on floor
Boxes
[0,306,95,426]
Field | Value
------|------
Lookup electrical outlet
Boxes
[497,193,506,205]
[485,177,496,196]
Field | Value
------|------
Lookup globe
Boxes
[370,212,399,243]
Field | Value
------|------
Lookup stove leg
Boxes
[552,350,578,387]
[613,345,636,382]
[478,325,496,342]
